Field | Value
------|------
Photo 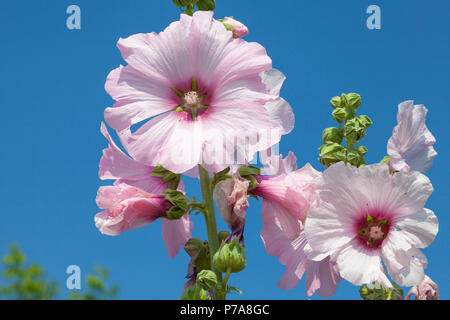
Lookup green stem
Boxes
[198,164,224,299]
[222,268,232,293]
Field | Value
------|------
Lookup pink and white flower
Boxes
[223,17,249,38]
[252,153,341,297]
[95,183,170,236]
[405,275,439,300]
[305,162,439,288]
[104,11,293,174]
[98,122,193,259]
[387,100,437,173]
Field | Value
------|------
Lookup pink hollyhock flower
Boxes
[387,100,437,173]
[405,275,439,300]
[252,153,341,297]
[223,17,249,38]
[95,183,170,236]
[98,122,193,259]
[213,173,250,237]
[305,162,439,288]
[104,11,293,174]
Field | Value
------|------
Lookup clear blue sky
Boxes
[0,0,449,300]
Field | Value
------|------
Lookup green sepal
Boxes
[380,156,390,164]
[162,189,189,220]
[211,167,232,189]
[151,165,182,190]
[227,285,243,295]
[222,22,235,31]
[191,77,198,91]
[238,165,261,177]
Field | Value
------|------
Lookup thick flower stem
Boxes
[198,165,225,299]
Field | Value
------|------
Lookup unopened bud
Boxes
[213,238,246,273]
[347,93,362,109]
[196,270,217,291]
[322,127,344,144]
[332,107,347,124]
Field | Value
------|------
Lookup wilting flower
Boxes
[223,17,249,38]
[405,275,439,300]
[104,11,293,174]
[305,162,438,288]
[387,100,437,173]
[213,173,250,239]
[252,152,341,297]
[95,183,170,236]
[98,122,193,259]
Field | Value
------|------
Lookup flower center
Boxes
[357,214,389,248]
[172,77,210,121]
[184,91,201,107]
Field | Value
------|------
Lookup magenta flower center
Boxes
[357,214,389,248]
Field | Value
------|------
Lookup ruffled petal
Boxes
[162,215,194,259]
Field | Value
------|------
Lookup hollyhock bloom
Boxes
[223,17,249,38]
[95,183,170,236]
[387,100,437,173]
[305,162,439,288]
[252,153,341,297]
[213,173,250,239]
[98,122,193,259]
[104,11,293,174]
[405,275,439,300]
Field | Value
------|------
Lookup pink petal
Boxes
[162,214,194,259]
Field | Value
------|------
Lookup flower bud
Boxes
[222,17,248,38]
[319,142,346,168]
[172,0,191,7]
[184,238,211,271]
[322,127,344,144]
[196,270,218,291]
[346,93,362,109]
[406,275,439,300]
[332,107,347,124]
[197,0,215,10]
[347,149,365,167]
[356,145,368,156]
[330,96,342,109]
[181,282,211,300]
[213,238,246,273]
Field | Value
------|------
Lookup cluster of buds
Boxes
[172,0,215,15]
[319,93,372,168]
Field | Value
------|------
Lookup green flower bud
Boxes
[347,149,365,167]
[347,93,362,109]
[330,96,342,109]
[197,0,215,10]
[340,93,349,107]
[319,142,346,168]
[332,107,347,124]
[163,189,190,220]
[213,238,246,273]
[181,283,211,300]
[196,270,217,291]
[172,0,191,7]
[322,127,344,144]
[344,119,366,143]
[356,146,368,156]
[357,115,373,128]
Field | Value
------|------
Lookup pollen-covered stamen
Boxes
[184,91,201,107]
[357,214,389,248]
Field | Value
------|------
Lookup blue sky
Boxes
[0,0,449,300]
